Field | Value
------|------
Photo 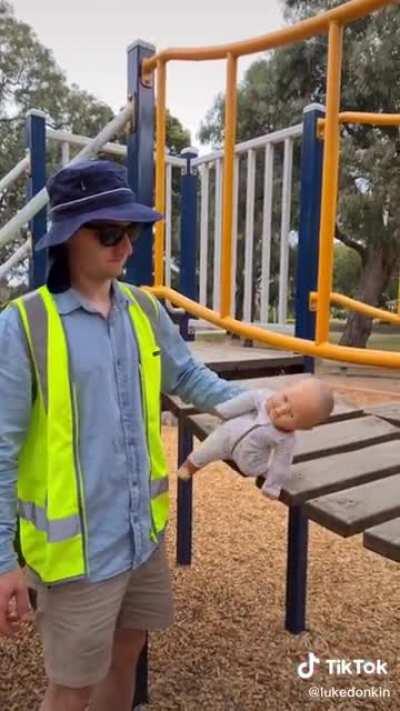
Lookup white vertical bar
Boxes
[243,149,256,322]
[230,155,239,318]
[61,141,70,166]
[212,158,222,312]
[199,162,210,306]
[278,138,293,324]
[260,143,274,323]
[165,162,172,288]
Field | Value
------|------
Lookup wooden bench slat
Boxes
[304,474,400,537]
[363,403,400,428]
[186,414,399,465]
[283,439,400,505]
[363,518,400,562]
[293,416,399,462]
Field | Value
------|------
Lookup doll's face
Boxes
[266,380,332,432]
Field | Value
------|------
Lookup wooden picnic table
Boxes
[164,376,400,634]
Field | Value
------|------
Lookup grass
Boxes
[329,330,400,352]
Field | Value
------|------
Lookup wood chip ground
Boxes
[1,416,399,710]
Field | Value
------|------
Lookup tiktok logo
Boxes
[297,652,321,679]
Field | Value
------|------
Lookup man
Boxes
[0,159,242,711]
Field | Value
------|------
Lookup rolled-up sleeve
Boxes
[0,306,32,573]
[155,304,243,411]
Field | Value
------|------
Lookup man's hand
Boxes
[0,567,32,637]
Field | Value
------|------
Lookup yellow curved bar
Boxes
[144,286,400,369]
[142,0,392,73]
[315,22,343,344]
[320,112,400,129]
[154,60,167,286]
[220,53,237,318]
[311,291,400,326]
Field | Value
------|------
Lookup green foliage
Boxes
[0,0,114,280]
[333,243,361,296]
[166,110,191,155]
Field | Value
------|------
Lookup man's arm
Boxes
[154,304,244,411]
[0,306,33,574]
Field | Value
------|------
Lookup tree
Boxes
[0,0,114,282]
[199,0,400,346]
[166,110,191,155]
[0,1,190,296]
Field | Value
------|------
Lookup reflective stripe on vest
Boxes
[12,283,169,583]
[18,501,81,542]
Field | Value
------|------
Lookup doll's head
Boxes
[266,378,334,432]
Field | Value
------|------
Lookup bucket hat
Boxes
[35,158,162,251]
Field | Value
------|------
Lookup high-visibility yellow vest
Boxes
[11,282,169,584]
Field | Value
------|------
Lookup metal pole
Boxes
[295,103,325,372]
[126,40,156,286]
[26,110,47,288]
[285,506,309,634]
[315,22,343,343]
[286,103,324,635]
[176,418,194,565]
[179,147,198,340]
[126,39,156,709]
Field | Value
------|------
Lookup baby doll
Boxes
[177,378,334,499]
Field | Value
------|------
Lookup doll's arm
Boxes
[260,434,295,499]
[213,388,273,420]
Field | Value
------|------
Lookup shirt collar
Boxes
[54,279,130,315]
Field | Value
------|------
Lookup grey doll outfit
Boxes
[189,389,296,498]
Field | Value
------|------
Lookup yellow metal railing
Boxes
[141,0,400,368]
[144,285,400,368]
[310,292,400,326]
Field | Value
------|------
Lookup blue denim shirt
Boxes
[0,281,241,582]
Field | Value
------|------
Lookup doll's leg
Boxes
[177,422,232,479]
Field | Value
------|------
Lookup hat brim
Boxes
[35,202,163,251]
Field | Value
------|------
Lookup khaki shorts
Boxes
[26,541,174,688]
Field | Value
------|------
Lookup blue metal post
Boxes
[179,147,198,332]
[176,419,194,565]
[126,40,156,709]
[175,147,198,564]
[26,109,47,288]
[295,103,325,372]
[286,104,325,635]
[126,40,156,286]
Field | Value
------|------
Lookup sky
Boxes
[10,0,284,148]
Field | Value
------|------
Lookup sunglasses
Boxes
[84,222,141,247]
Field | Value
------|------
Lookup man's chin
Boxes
[106,264,126,278]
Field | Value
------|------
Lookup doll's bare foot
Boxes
[177,464,192,480]
[177,459,198,480]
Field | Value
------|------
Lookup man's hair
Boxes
[47,244,70,293]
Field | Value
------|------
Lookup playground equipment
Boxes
[142,0,400,367]
[2,1,400,369]
[1,0,400,707]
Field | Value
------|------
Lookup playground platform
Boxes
[187,338,305,379]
